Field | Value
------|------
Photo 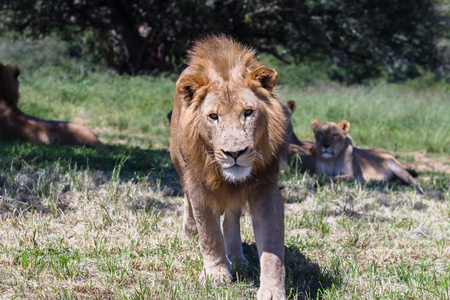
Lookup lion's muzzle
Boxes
[321,146,333,159]
[219,147,253,183]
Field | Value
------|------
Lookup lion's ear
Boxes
[248,66,278,91]
[176,75,205,105]
[286,100,297,113]
[8,65,20,79]
[338,120,350,133]
[311,119,321,132]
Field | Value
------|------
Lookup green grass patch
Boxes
[281,83,450,153]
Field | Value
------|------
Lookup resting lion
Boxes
[0,63,103,147]
[170,35,287,299]
[311,118,417,185]
[281,100,316,173]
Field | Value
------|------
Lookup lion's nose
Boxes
[223,147,248,160]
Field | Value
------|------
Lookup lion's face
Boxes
[176,65,286,186]
[311,119,350,159]
[199,83,266,183]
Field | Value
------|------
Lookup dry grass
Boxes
[0,148,449,299]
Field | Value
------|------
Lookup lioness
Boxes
[311,118,417,185]
[170,35,287,299]
[281,100,316,173]
[0,63,103,147]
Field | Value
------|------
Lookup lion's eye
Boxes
[244,109,253,117]
[209,113,218,120]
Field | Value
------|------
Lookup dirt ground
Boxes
[402,151,450,174]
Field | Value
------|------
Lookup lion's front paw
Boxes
[199,265,232,285]
[257,286,287,300]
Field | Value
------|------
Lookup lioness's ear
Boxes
[286,100,297,113]
[338,120,350,133]
[311,119,321,132]
[8,65,20,79]
[248,66,278,91]
[176,75,205,105]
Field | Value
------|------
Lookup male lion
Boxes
[170,35,287,299]
[281,100,316,173]
[0,63,103,147]
[311,118,418,185]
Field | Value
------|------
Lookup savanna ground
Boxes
[0,38,449,299]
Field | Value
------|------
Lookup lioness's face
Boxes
[200,84,264,183]
[311,119,350,159]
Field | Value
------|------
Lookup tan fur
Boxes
[170,35,287,299]
[312,118,417,185]
[281,100,316,173]
[0,63,104,148]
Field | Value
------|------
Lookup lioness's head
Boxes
[311,118,350,159]
[176,36,286,185]
[0,63,21,107]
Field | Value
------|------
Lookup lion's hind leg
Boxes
[388,160,418,186]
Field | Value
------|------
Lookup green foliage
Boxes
[1,0,448,83]
[259,54,329,87]
[0,36,111,76]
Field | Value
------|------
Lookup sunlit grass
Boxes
[280,83,450,153]
[1,154,448,299]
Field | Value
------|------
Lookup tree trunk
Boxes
[113,0,145,74]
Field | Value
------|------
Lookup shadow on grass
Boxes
[237,243,342,299]
[0,140,182,194]
[311,173,442,197]
[327,172,448,203]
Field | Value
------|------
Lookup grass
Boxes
[0,37,449,299]
[281,83,450,153]
[11,69,450,153]
[18,72,175,149]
